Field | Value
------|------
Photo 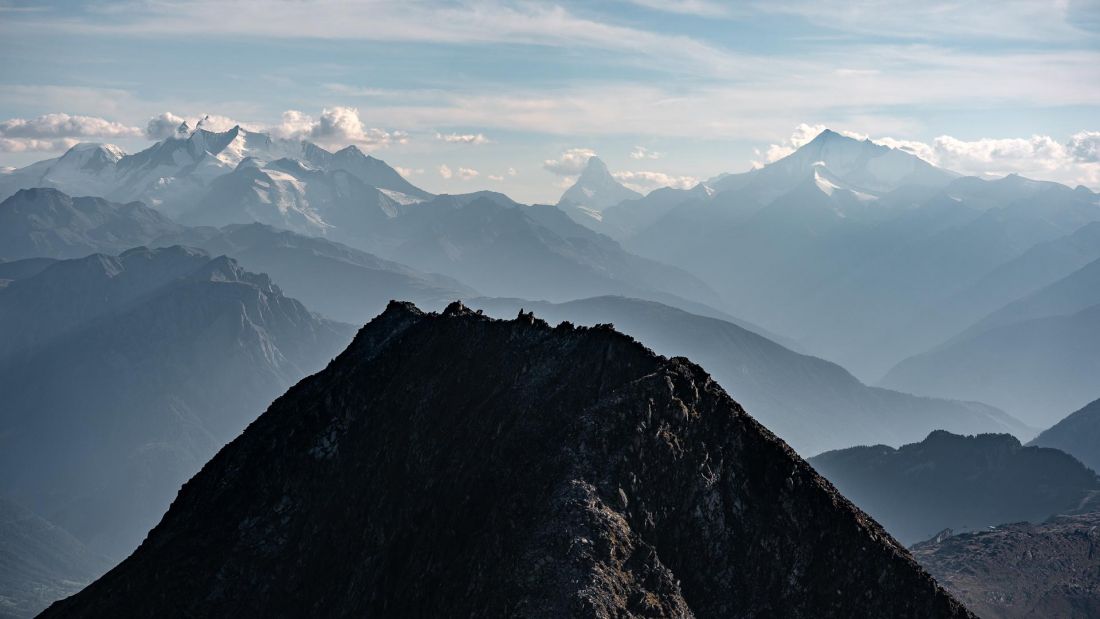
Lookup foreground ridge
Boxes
[43,301,973,618]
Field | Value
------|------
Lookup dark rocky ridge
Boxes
[44,302,972,618]
[810,430,1100,545]
[912,512,1100,618]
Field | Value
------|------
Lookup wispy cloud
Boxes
[630,146,661,160]
[19,0,747,78]
[436,132,489,145]
[624,0,731,17]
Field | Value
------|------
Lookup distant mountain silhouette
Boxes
[0,247,352,561]
[615,131,1100,379]
[373,194,726,312]
[881,302,1100,427]
[0,188,182,261]
[1030,398,1100,473]
[470,296,1026,456]
[810,430,1100,544]
[958,253,1100,339]
[912,512,1100,619]
[556,156,642,226]
[151,222,474,323]
[42,302,972,618]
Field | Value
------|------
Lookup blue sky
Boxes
[1,0,1098,202]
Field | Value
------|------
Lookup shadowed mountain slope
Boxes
[43,302,971,618]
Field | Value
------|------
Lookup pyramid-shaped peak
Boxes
[581,155,610,175]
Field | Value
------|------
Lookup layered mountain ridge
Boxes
[0,246,353,562]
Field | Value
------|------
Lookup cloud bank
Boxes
[0,113,141,152]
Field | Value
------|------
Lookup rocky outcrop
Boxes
[43,302,972,618]
[912,512,1100,618]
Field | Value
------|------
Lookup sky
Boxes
[0,0,1098,203]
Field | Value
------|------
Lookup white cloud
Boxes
[507,167,518,176]
[488,174,504,181]
[0,113,142,152]
[0,137,80,153]
[145,112,188,139]
[394,166,424,178]
[543,148,597,175]
[436,132,490,145]
[194,114,246,133]
[928,134,1078,179]
[457,167,480,180]
[1068,130,1100,163]
[145,112,250,139]
[438,164,453,179]
[613,170,699,192]
[273,107,408,149]
[630,146,661,160]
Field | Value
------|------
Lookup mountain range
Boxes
[0,246,353,562]
[0,188,182,261]
[2,140,727,316]
[40,302,973,618]
[149,222,472,324]
[0,127,427,228]
[577,130,1100,383]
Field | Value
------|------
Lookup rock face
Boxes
[44,302,971,618]
[912,512,1100,619]
[810,431,1100,545]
